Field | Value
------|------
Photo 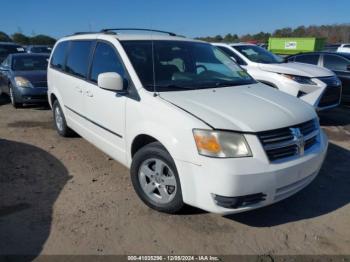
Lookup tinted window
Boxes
[294,54,319,65]
[216,46,247,65]
[50,41,68,70]
[90,42,125,83]
[324,54,350,71]
[66,41,93,78]
[12,55,49,71]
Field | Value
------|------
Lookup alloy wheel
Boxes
[138,158,177,204]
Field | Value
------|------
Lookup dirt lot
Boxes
[0,95,349,257]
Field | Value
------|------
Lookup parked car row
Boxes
[0,42,51,63]
[0,53,49,107]
[0,42,52,103]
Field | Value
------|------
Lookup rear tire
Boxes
[131,142,184,214]
[52,100,75,137]
[9,85,22,108]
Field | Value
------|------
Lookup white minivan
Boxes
[48,29,328,215]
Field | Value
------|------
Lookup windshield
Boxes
[12,55,49,71]
[121,40,256,91]
[233,45,284,64]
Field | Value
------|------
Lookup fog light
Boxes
[213,193,266,209]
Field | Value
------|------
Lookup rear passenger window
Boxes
[66,41,93,78]
[294,54,319,65]
[50,41,68,70]
[324,55,350,71]
[89,42,125,83]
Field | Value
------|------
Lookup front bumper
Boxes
[176,130,328,215]
[15,86,48,103]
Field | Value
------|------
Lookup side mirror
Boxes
[98,72,124,92]
[347,64,350,71]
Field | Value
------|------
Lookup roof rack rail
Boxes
[73,32,98,35]
[100,28,177,36]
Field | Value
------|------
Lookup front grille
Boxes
[318,87,341,107]
[317,76,341,108]
[258,119,319,162]
[23,95,47,100]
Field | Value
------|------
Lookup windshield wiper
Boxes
[145,84,194,90]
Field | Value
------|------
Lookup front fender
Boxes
[126,120,199,167]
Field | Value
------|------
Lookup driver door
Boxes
[83,41,127,164]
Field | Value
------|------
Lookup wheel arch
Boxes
[131,134,164,158]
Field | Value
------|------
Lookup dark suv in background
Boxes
[26,45,52,54]
[287,52,350,106]
[0,42,25,62]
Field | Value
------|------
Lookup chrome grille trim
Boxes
[258,119,319,162]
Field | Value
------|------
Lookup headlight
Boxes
[281,74,316,85]
[193,129,252,158]
[14,76,33,88]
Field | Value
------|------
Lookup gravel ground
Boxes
[0,95,349,258]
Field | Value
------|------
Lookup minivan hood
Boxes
[160,83,316,132]
[258,62,333,77]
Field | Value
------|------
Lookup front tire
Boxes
[131,142,184,214]
[52,100,74,137]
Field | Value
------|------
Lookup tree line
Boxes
[1,23,349,45]
[0,31,56,45]
[196,24,350,44]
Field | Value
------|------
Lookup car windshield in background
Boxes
[233,45,284,64]
[30,46,51,54]
[121,40,255,91]
[12,56,48,71]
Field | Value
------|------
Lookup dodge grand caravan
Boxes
[47,29,328,214]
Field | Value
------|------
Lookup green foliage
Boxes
[7,32,56,45]
[11,33,30,45]
[30,34,56,45]
[0,31,12,42]
[196,23,350,44]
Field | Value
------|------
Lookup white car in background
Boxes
[337,44,350,53]
[213,43,342,110]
